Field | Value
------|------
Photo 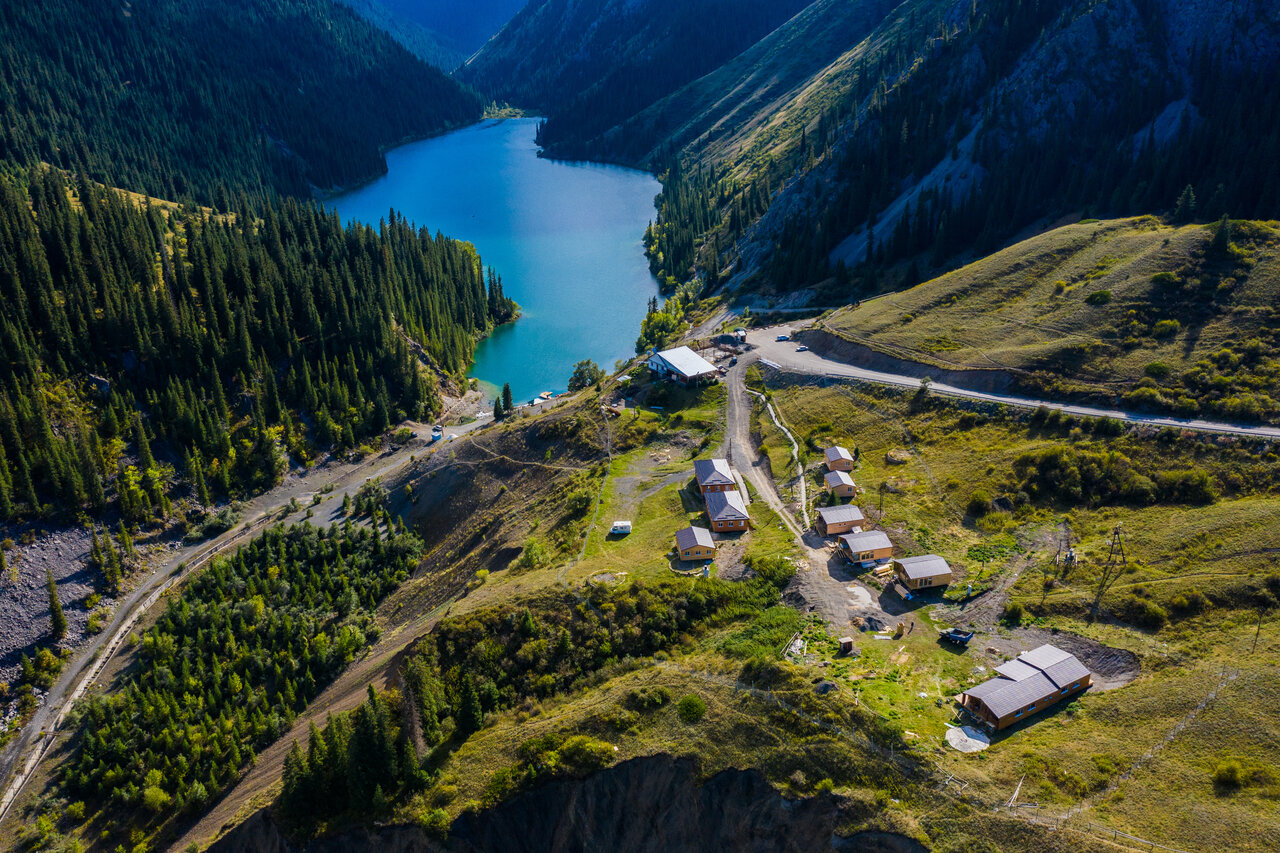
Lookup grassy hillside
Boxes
[754,374,1280,853]
[819,217,1280,423]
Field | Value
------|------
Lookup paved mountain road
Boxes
[744,327,1280,439]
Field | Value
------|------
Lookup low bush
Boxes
[677,694,707,723]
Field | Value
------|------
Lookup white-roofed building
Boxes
[647,346,718,385]
[824,470,858,498]
[815,504,865,536]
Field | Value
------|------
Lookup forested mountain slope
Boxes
[458,0,813,161]
[337,0,470,70]
[0,0,483,203]
[474,0,1280,297]
[0,168,514,530]
[379,0,528,55]
[338,0,528,70]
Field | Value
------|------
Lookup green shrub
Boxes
[1085,290,1112,305]
[966,490,991,517]
[1170,588,1209,617]
[1213,759,1244,790]
[1122,595,1168,630]
[1143,361,1171,380]
[1002,602,1024,625]
[1151,271,1181,288]
[1153,319,1181,338]
[677,694,707,723]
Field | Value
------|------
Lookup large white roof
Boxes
[651,346,717,379]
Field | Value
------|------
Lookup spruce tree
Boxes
[458,673,484,735]
[47,569,66,641]
[501,383,513,414]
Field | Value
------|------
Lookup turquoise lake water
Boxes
[330,118,661,405]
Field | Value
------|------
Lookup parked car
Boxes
[939,628,975,647]
[775,334,790,341]
[729,356,738,365]
[795,345,809,352]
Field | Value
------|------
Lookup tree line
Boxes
[277,558,796,833]
[0,168,516,525]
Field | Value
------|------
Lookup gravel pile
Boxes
[0,525,100,685]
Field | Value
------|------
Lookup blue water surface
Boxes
[330,118,661,404]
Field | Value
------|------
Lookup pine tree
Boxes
[47,569,66,641]
[458,673,483,735]
[1210,215,1232,257]
[501,383,513,414]
[1172,184,1197,223]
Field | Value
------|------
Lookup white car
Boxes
[795,345,809,352]
[447,433,458,440]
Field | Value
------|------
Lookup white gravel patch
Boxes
[946,725,991,753]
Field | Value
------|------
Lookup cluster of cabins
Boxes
[674,458,752,562]
[817,445,954,594]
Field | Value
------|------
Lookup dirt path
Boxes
[724,358,894,634]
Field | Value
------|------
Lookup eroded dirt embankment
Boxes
[210,754,928,853]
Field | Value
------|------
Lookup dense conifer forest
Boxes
[0,0,482,203]
[61,521,422,839]
[0,168,515,526]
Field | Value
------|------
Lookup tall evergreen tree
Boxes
[47,569,66,641]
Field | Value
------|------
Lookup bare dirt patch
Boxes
[982,628,1140,691]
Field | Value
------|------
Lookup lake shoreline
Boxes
[330,118,662,404]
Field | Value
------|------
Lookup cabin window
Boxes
[1061,687,1068,694]
[1014,710,1022,717]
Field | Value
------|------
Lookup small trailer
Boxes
[939,628,975,647]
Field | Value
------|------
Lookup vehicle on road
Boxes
[795,345,809,352]
[729,356,738,365]
[776,333,790,341]
[447,433,458,440]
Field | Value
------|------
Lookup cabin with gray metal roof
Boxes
[959,644,1092,731]
[892,554,953,591]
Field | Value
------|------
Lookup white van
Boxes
[610,520,633,536]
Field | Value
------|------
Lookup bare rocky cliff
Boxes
[209,754,928,853]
